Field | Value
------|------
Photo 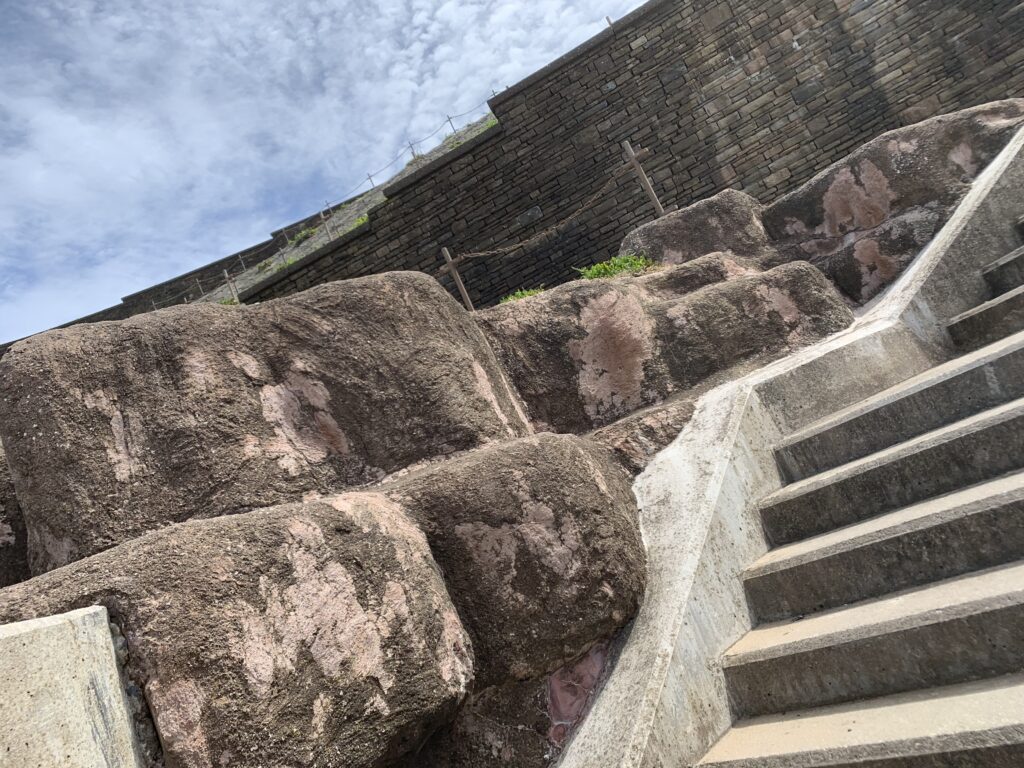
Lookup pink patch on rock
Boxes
[546,643,608,746]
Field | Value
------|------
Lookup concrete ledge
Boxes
[0,606,143,767]
[558,125,1024,767]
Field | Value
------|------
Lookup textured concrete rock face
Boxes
[477,260,853,434]
[385,433,644,687]
[0,444,28,587]
[0,496,473,768]
[394,642,610,768]
[618,189,775,265]
[0,271,530,573]
[763,99,1024,302]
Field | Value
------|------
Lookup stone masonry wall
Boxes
[246,0,1024,308]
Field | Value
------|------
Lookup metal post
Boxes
[441,247,474,312]
[237,254,248,272]
[409,141,418,157]
[367,173,376,189]
[446,114,457,133]
[194,277,206,297]
[606,15,614,27]
[223,270,240,303]
[622,140,666,218]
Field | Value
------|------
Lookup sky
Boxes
[0,0,645,342]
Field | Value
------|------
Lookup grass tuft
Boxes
[574,252,653,280]
[500,286,545,303]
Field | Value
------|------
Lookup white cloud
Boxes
[0,0,645,341]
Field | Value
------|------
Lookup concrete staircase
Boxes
[697,237,1024,765]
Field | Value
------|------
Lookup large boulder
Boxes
[619,189,775,265]
[477,260,853,434]
[0,495,474,768]
[384,433,643,687]
[763,99,1024,302]
[0,432,642,768]
[0,271,531,573]
[0,444,28,587]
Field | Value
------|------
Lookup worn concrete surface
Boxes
[698,674,1024,767]
[745,471,1024,622]
[557,124,1024,768]
[0,606,143,768]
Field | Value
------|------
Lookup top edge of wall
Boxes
[489,0,671,109]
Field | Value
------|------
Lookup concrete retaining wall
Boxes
[0,606,143,767]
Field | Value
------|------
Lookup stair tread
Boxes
[947,282,1024,326]
[982,244,1024,275]
[747,472,1024,578]
[761,397,1024,511]
[776,330,1024,458]
[725,561,1024,665]
[698,674,1024,766]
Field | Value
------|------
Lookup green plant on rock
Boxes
[500,286,545,303]
[575,252,653,280]
[218,298,239,306]
[288,227,318,246]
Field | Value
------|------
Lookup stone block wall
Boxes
[246,0,1024,308]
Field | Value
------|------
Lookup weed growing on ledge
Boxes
[274,256,299,273]
[218,298,239,306]
[346,214,369,233]
[575,252,653,280]
[500,286,545,303]
[288,227,318,246]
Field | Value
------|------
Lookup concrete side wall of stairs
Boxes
[557,125,1024,767]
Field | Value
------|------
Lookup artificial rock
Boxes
[0,271,530,573]
[764,99,1024,303]
[383,433,644,687]
[478,259,853,434]
[0,495,474,768]
[0,444,29,588]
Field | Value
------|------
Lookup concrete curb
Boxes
[0,606,143,767]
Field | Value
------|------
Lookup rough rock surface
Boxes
[617,100,1024,305]
[0,271,531,573]
[619,189,775,265]
[477,260,853,434]
[383,433,643,687]
[763,99,1024,302]
[395,643,610,768]
[0,444,29,587]
[0,496,474,768]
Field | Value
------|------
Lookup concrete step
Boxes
[774,331,1024,483]
[760,398,1024,546]
[699,674,1024,767]
[723,562,1024,718]
[983,246,1024,297]
[745,472,1024,623]
[947,284,1024,352]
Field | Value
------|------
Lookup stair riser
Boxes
[762,412,1024,546]
[985,254,1024,297]
[725,603,1024,718]
[775,347,1024,483]
[747,498,1024,623]
[948,291,1024,351]
[702,743,1024,768]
